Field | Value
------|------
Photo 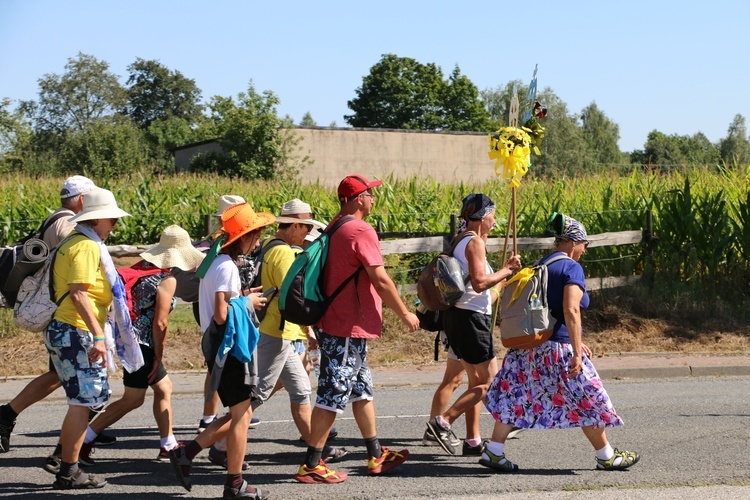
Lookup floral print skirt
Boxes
[485,341,623,429]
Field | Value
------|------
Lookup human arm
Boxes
[149,276,176,383]
[465,236,521,292]
[69,283,107,367]
[213,290,232,326]
[364,264,420,332]
[563,283,585,377]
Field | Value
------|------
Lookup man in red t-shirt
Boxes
[294,174,420,484]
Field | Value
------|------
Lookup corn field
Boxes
[2,168,750,297]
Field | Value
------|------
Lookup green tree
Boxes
[480,79,525,129]
[579,102,621,168]
[632,130,686,170]
[345,54,445,129]
[719,114,750,167]
[299,112,316,127]
[0,98,33,171]
[532,90,589,176]
[192,82,310,179]
[124,58,204,129]
[441,66,491,131]
[29,52,126,135]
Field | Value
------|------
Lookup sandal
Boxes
[53,469,107,489]
[596,448,640,470]
[322,445,349,464]
[478,449,519,473]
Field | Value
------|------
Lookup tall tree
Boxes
[579,102,621,167]
[441,66,491,131]
[299,112,316,127]
[719,114,750,167]
[532,90,590,176]
[31,52,126,134]
[345,54,445,129]
[634,130,687,170]
[124,58,204,129]
[192,82,310,179]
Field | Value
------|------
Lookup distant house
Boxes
[169,138,223,173]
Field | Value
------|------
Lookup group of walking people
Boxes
[0,175,638,498]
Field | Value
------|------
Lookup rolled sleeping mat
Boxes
[3,238,50,293]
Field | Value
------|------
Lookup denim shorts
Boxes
[314,330,374,414]
[291,339,306,356]
[44,319,110,407]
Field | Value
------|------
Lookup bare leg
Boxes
[581,425,608,450]
[225,400,251,474]
[444,357,498,425]
[291,403,312,443]
[308,406,337,449]
[202,372,219,417]
[352,399,376,439]
[8,370,61,414]
[88,387,147,435]
[429,358,464,419]
[151,376,173,439]
[60,405,89,464]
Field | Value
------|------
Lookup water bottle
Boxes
[529,293,543,310]
[309,348,321,378]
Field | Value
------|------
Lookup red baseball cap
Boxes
[337,174,383,199]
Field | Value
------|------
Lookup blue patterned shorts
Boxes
[44,319,110,407]
[291,339,306,355]
[314,330,374,413]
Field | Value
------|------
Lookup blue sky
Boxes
[1,0,747,153]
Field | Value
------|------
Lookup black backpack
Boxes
[0,210,72,308]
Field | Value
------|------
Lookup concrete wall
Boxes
[294,127,496,186]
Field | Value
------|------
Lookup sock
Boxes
[596,444,614,461]
[185,440,203,461]
[213,437,227,452]
[53,443,63,457]
[161,435,179,450]
[364,436,382,459]
[225,472,243,490]
[0,403,18,423]
[465,437,482,448]
[482,440,508,463]
[438,415,450,429]
[202,414,217,424]
[304,446,324,468]
[59,461,78,478]
[84,426,97,444]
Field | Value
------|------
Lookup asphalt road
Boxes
[1,376,750,499]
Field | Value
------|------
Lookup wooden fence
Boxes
[108,228,647,295]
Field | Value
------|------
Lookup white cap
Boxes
[60,175,96,198]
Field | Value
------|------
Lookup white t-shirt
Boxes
[198,254,241,332]
[453,235,493,315]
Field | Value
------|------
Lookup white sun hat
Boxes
[60,175,96,198]
[274,198,326,229]
[140,225,206,271]
[213,195,246,216]
[68,187,130,223]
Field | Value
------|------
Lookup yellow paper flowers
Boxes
[488,127,532,188]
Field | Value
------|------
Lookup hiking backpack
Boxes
[278,216,360,326]
[13,234,76,332]
[416,232,475,311]
[1,210,72,307]
[499,254,572,349]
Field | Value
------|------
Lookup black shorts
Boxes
[123,345,168,389]
[443,307,495,365]
[203,321,257,408]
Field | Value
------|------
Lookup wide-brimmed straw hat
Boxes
[273,198,326,229]
[68,188,130,223]
[140,225,206,271]
[221,202,275,249]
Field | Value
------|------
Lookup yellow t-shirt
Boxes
[258,242,306,340]
[52,233,112,329]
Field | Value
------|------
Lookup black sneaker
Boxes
[53,469,107,489]
[0,419,15,453]
[168,444,193,491]
[462,440,487,456]
[94,432,116,446]
[223,479,269,499]
[426,417,458,455]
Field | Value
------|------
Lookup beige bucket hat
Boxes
[274,198,326,229]
[68,188,130,223]
[140,225,206,271]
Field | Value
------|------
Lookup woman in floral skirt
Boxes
[482,213,640,472]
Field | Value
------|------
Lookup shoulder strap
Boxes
[38,210,73,239]
[536,253,573,267]
[48,233,78,307]
[325,215,356,237]
[446,231,477,256]
[321,215,362,305]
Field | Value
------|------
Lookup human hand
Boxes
[88,341,107,368]
[401,312,420,332]
[581,343,592,358]
[305,327,318,350]
[506,252,522,273]
[148,359,161,384]
[568,354,582,378]
[250,292,267,310]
